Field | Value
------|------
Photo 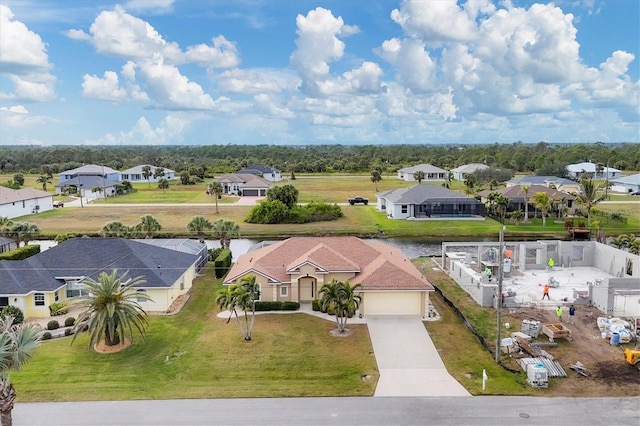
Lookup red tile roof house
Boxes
[224,237,434,317]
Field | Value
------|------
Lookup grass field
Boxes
[13,269,378,401]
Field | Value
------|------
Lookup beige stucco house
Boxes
[224,237,434,317]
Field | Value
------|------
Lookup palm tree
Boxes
[157,178,169,193]
[0,315,42,426]
[444,170,454,189]
[101,221,131,238]
[463,175,477,195]
[0,217,12,230]
[610,234,629,249]
[142,165,152,187]
[413,171,425,184]
[136,214,161,239]
[1,222,40,247]
[574,178,605,226]
[212,219,239,249]
[531,192,552,226]
[216,275,260,341]
[153,166,165,181]
[187,215,213,243]
[35,174,52,191]
[370,170,382,192]
[521,185,530,222]
[318,279,361,334]
[207,181,224,213]
[72,270,151,348]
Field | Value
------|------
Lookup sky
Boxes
[0,0,638,147]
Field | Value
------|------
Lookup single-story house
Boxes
[377,185,485,219]
[224,236,434,317]
[610,173,640,194]
[58,164,120,183]
[397,164,447,181]
[451,163,488,181]
[237,165,282,182]
[216,173,271,196]
[567,162,621,180]
[0,238,200,317]
[120,165,176,183]
[505,176,581,193]
[54,176,119,199]
[477,185,575,214]
[0,236,18,254]
[0,187,54,218]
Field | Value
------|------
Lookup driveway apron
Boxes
[367,316,470,397]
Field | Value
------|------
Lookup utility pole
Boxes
[495,225,506,364]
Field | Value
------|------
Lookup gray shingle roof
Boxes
[506,176,576,186]
[379,185,480,205]
[0,238,198,295]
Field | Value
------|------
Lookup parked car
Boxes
[630,191,640,196]
[53,201,64,208]
[348,196,369,205]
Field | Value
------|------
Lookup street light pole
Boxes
[495,225,506,364]
[79,184,84,208]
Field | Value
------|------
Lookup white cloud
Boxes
[215,68,299,95]
[377,38,436,92]
[184,36,240,68]
[65,28,90,41]
[0,104,52,127]
[0,4,56,102]
[82,71,128,102]
[123,0,175,15]
[85,114,188,145]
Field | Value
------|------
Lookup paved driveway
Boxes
[367,316,470,397]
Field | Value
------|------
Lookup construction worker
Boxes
[484,266,492,282]
[556,306,563,322]
[542,284,550,300]
[547,257,555,271]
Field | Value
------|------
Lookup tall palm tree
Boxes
[531,192,552,226]
[101,221,132,238]
[0,217,12,230]
[136,214,161,239]
[370,170,382,192]
[574,178,605,226]
[413,171,425,184]
[187,215,213,243]
[610,234,629,249]
[1,222,40,247]
[216,275,260,341]
[207,181,224,213]
[318,279,361,334]
[35,174,52,191]
[72,270,151,348]
[521,184,530,222]
[157,178,169,193]
[463,175,477,195]
[212,219,240,249]
[142,165,152,187]
[0,315,42,426]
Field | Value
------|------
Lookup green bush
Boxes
[0,244,40,260]
[48,302,69,316]
[46,320,60,330]
[64,328,74,336]
[282,301,300,311]
[208,247,223,261]
[255,301,283,311]
[311,299,321,311]
[41,332,52,340]
[1,305,25,324]
[214,249,232,278]
[64,317,76,327]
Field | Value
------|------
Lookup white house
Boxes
[216,173,271,196]
[397,164,447,181]
[567,162,621,180]
[451,163,489,181]
[120,165,176,183]
[237,165,282,182]
[610,173,640,194]
[58,164,120,183]
[0,187,54,219]
[377,185,485,219]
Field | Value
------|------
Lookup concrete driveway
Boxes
[367,316,470,397]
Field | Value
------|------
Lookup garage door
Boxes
[363,292,422,316]
[243,189,258,196]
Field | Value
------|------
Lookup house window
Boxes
[66,280,89,298]
[571,246,584,262]
[34,293,45,306]
[136,289,147,302]
[180,279,185,290]
[54,291,59,302]
[280,286,288,297]
[401,205,408,214]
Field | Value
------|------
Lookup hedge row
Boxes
[214,249,232,278]
[254,301,300,311]
[0,244,40,260]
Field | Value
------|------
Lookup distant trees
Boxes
[1,222,40,246]
[267,184,298,209]
[187,216,213,243]
[471,167,513,186]
[153,166,165,181]
[136,215,161,238]
[370,170,382,191]
[12,173,24,186]
[158,178,169,192]
[574,178,605,226]
[531,192,552,226]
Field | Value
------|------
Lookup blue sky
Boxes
[0,0,638,146]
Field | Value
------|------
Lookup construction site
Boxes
[441,239,640,394]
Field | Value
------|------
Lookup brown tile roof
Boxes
[225,237,434,292]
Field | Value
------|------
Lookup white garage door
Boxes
[363,292,421,316]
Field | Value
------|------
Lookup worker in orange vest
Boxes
[542,284,550,300]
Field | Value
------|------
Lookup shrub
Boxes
[282,301,300,311]
[64,328,74,336]
[41,332,52,340]
[0,244,40,260]
[64,316,76,327]
[255,301,283,311]
[1,305,25,324]
[311,299,321,311]
[49,302,69,316]
[47,320,60,330]
[214,249,232,278]
[208,247,223,261]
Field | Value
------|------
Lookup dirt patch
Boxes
[94,338,131,354]
[330,328,353,337]
[502,305,640,396]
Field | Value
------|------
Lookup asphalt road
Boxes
[13,396,640,426]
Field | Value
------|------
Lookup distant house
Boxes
[451,163,488,181]
[610,173,640,194]
[477,185,575,215]
[0,187,54,218]
[397,164,446,181]
[377,185,485,219]
[237,165,282,182]
[216,173,271,196]
[0,236,18,254]
[120,165,176,183]
[55,164,119,199]
[224,236,434,317]
[0,238,201,317]
[567,162,621,180]
[505,176,581,193]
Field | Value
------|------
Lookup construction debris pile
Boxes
[596,317,636,345]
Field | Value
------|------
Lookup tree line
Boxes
[1,142,638,177]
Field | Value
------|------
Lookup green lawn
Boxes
[13,269,378,401]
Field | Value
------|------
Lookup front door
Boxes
[299,277,316,302]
